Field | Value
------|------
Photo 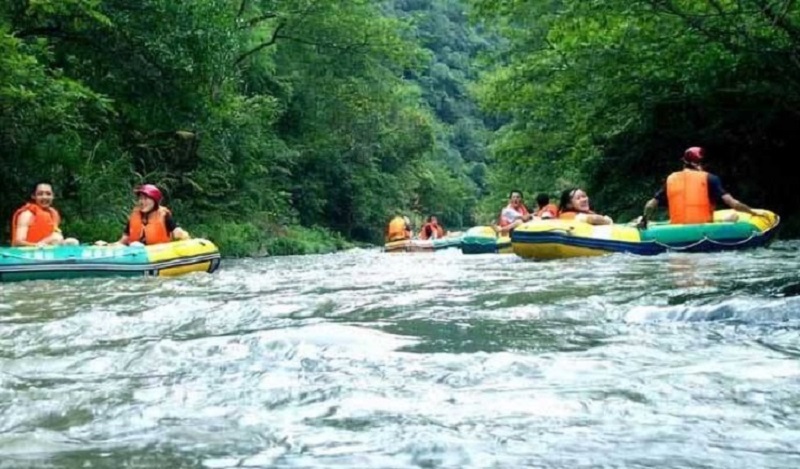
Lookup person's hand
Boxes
[94,240,108,246]
[36,241,48,248]
[603,215,613,224]
[635,215,648,230]
[752,209,769,219]
[129,241,144,247]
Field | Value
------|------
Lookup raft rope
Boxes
[518,226,764,251]
[649,231,760,250]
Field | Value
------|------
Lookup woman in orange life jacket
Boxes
[95,184,190,246]
[419,215,446,240]
[11,181,79,247]
[558,187,613,225]
[534,193,559,220]
[636,146,766,229]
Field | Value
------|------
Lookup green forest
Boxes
[3,0,798,256]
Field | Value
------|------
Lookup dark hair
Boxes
[559,188,580,212]
[29,181,54,199]
[508,189,524,199]
[536,193,549,207]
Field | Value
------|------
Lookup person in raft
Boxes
[386,215,412,242]
[11,181,79,247]
[497,190,532,234]
[95,184,190,246]
[637,146,766,229]
[558,188,613,225]
[534,193,559,219]
[419,215,445,240]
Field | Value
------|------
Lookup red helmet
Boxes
[683,146,704,164]
[134,184,163,203]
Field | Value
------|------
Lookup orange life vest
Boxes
[128,206,172,245]
[386,216,410,242]
[666,170,713,224]
[536,204,559,219]
[11,203,61,244]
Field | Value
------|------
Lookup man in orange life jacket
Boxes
[95,184,190,246]
[637,147,763,229]
[11,181,79,247]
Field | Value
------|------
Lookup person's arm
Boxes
[638,186,666,229]
[721,194,760,216]
[165,213,190,241]
[41,232,65,245]
[96,234,129,246]
[710,174,764,217]
[12,211,35,246]
[636,198,658,229]
[172,228,190,240]
[522,207,533,221]
[576,213,613,225]
[642,198,658,220]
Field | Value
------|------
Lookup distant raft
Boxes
[0,238,221,282]
[384,233,463,253]
[460,226,512,254]
[512,209,780,260]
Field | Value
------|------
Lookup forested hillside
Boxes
[470,0,800,230]
[385,0,494,228]
[3,0,799,256]
[1,0,490,254]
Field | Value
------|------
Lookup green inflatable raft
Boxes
[0,239,221,282]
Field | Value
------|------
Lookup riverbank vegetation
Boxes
[2,0,798,256]
[471,0,800,234]
[1,0,490,255]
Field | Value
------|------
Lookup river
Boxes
[2,241,800,468]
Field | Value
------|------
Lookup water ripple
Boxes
[1,241,800,467]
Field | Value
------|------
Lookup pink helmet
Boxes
[134,184,163,204]
[683,146,704,164]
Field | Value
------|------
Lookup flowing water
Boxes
[2,241,800,468]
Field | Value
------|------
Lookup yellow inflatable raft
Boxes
[0,238,221,282]
[512,209,780,260]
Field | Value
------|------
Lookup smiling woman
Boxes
[10,181,80,247]
[557,188,613,226]
[95,184,191,247]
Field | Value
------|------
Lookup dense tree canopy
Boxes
[471,0,800,229]
[1,0,490,250]
[3,0,799,254]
